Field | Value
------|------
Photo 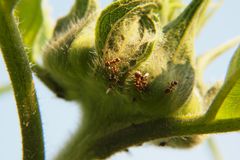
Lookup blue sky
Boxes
[0,0,240,160]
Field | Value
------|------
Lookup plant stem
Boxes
[0,7,44,160]
[92,118,240,159]
[56,113,240,160]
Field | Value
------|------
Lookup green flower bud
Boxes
[94,0,201,118]
[41,0,209,158]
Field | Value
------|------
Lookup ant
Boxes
[105,58,121,82]
[164,80,178,94]
[105,58,120,67]
[134,71,149,91]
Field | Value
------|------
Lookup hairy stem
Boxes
[57,114,240,160]
[0,7,44,160]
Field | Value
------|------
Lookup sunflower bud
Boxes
[41,1,208,157]
[94,0,203,118]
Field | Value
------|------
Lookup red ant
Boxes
[105,58,121,82]
[134,71,149,91]
[105,58,120,67]
[164,80,178,94]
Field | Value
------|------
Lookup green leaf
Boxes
[0,0,18,13]
[226,45,240,79]
[205,46,240,120]
[32,1,53,61]
[15,0,43,61]
[215,46,240,119]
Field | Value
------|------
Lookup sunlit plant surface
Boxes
[0,0,240,159]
